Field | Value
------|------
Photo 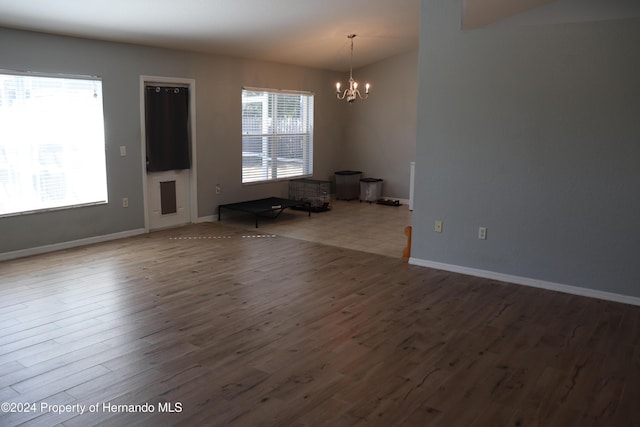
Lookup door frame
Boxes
[140,75,198,232]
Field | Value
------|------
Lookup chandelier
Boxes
[336,34,370,102]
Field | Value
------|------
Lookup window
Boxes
[0,71,108,216]
[242,88,313,183]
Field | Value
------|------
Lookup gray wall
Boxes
[413,0,640,297]
[0,27,345,253]
[341,49,418,199]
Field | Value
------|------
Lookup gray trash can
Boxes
[360,178,383,202]
[335,170,362,200]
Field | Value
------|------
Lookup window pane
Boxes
[241,89,313,184]
[0,72,108,216]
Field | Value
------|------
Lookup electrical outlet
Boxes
[435,220,442,233]
[478,227,487,240]
[122,197,129,208]
[215,184,221,195]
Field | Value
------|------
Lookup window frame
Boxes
[241,87,314,184]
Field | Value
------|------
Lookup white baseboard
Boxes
[196,215,216,223]
[409,257,640,307]
[0,228,147,262]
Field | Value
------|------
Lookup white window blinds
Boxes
[0,71,108,216]
[241,88,314,183]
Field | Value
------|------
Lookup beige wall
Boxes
[342,49,418,199]
[0,27,346,253]
[0,25,419,254]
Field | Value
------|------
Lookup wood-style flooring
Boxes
[216,199,412,259]
[1,219,639,426]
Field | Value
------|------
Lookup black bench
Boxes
[218,197,310,228]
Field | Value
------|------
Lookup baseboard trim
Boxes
[196,215,216,223]
[0,228,147,262]
[409,257,640,307]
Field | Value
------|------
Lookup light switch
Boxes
[120,146,127,157]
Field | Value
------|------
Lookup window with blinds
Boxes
[0,71,108,216]
[241,88,314,183]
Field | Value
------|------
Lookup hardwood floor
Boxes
[1,220,639,426]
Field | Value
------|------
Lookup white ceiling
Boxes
[0,0,638,72]
[0,0,421,72]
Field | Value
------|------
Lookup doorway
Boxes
[140,76,197,231]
